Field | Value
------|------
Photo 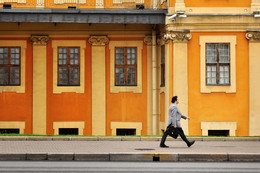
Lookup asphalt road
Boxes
[0,161,260,173]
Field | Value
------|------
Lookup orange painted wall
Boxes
[46,38,92,135]
[0,38,33,134]
[160,92,165,122]
[106,38,148,135]
[186,0,251,7]
[169,0,175,7]
[188,32,249,136]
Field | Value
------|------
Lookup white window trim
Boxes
[199,36,237,93]
[0,40,26,93]
[109,41,143,93]
[52,40,86,94]
[0,121,25,134]
[53,121,85,135]
[110,121,142,136]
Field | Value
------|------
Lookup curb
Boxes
[0,153,259,162]
[0,136,259,141]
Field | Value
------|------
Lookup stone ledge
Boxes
[27,153,47,160]
[228,153,260,162]
[0,153,26,161]
[74,153,110,161]
[47,153,74,161]
[178,153,228,162]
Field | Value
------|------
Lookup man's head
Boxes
[171,96,179,104]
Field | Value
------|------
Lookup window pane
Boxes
[219,65,230,85]
[70,48,79,65]
[10,67,20,85]
[206,44,217,63]
[127,68,137,85]
[115,68,125,85]
[70,67,80,85]
[58,67,68,85]
[3,50,8,64]
[206,65,217,85]
[219,44,230,63]
[116,48,124,65]
[58,48,67,65]
[0,67,8,85]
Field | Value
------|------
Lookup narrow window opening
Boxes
[208,130,229,136]
[59,128,78,135]
[116,129,136,136]
[0,129,19,134]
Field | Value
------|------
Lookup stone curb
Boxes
[0,136,259,141]
[0,153,259,162]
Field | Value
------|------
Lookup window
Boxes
[115,47,137,86]
[206,43,230,85]
[161,45,165,87]
[58,47,80,86]
[0,47,20,86]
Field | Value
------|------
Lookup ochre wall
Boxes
[106,37,148,135]
[46,38,92,135]
[0,38,33,134]
[188,32,249,136]
[185,0,251,7]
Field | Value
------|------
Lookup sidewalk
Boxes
[0,136,259,162]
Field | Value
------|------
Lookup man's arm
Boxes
[176,106,187,120]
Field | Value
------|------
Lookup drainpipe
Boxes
[152,30,159,135]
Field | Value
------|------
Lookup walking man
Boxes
[160,96,195,148]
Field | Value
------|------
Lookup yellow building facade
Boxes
[0,0,260,136]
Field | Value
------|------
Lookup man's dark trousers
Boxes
[160,126,191,146]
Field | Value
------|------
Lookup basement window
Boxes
[59,128,78,135]
[208,130,229,136]
[116,129,136,136]
[0,129,19,134]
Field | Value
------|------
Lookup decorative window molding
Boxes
[53,121,85,135]
[201,121,237,136]
[0,0,26,3]
[109,41,143,93]
[110,121,142,136]
[0,40,26,93]
[54,0,86,4]
[0,121,25,134]
[113,0,144,4]
[199,36,236,93]
[52,40,86,94]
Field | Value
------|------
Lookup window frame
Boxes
[205,43,231,86]
[0,47,21,86]
[114,47,137,86]
[57,47,80,86]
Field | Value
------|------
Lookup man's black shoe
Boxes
[160,144,169,148]
[188,140,195,147]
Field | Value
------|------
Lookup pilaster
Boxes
[144,36,153,135]
[89,35,109,135]
[31,35,49,135]
[246,31,260,136]
[164,31,191,135]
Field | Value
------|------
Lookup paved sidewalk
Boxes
[0,137,259,162]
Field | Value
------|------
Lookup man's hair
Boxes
[171,96,178,103]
